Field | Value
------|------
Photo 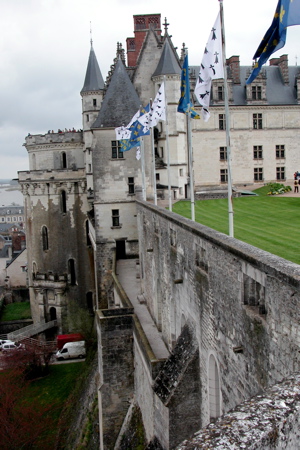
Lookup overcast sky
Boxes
[1,0,300,180]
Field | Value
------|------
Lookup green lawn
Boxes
[26,363,84,419]
[172,188,300,265]
[22,362,84,446]
[1,301,32,321]
[0,362,84,448]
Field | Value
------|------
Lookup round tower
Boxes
[81,41,104,132]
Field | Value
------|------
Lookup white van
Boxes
[55,341,86,360]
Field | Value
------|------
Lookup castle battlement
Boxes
[18,168,86,182]
[25,131,83,146]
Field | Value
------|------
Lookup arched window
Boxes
[61,190,67,213]
[86,292,94,315]
[68,259,76,285]
[208,354,221,420]
[32,262,37,279]
[85,220,91,246]
[42,226,49,251]
[32,153,36,170]
[61,152,67,169]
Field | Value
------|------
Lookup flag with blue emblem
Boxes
[177,54,200,119]
[119,105,150,152]
[247,0,300,84]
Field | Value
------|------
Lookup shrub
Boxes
[267,183,292,195]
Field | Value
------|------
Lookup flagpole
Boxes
[164,75,172,211]
[187,107,195,221]
[219,0,234,238]
[150,98,157,205]
[140,137,146,201]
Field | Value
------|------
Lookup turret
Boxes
[151,35,187,200]
[81,41,105,132]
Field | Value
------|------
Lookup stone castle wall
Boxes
[136,200,300,444]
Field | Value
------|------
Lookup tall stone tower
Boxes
[18,42,106,331]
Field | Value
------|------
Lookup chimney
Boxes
[226,55,240,84]
[270,54,289,84]
[126,14,162,67]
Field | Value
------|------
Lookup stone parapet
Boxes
[177,373,300,449]
[25,132,83,147]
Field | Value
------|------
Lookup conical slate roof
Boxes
[92,58,141,128]
[152,38,181,77]
[81,44,104,93]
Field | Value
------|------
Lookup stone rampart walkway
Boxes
[117,259,169,360]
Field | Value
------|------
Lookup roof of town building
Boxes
[0,206,24,215]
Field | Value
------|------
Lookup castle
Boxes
[18,13,300,449]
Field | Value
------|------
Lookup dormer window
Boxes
[252,86,262,100]
[218,86,224,101]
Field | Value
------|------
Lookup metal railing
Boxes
[7,320,57,341]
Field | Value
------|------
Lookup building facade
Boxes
[0,206,25,226]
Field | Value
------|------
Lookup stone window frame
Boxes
[111,140,124,159]
[276,166,285,181]
[242,265,266,316]
[253,145,263,159]
[275,144,285,159]
[42,225,49,251]
[254,167,263,181]
[128,177,135,194]
[61,151,67,169]
[68,258,77,285]
[170,228,177,247]
[220,168,228,183]
[219,114,226,130]
[111,209,121,228]
[219,146,227,161]
[253,113,263,129]
[60,189,67,214]
[195,242,208,272]
[252,85,262,100]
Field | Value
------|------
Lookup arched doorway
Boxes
[86,292,94,315]
[49,307,57,321]
[116,239,126,260]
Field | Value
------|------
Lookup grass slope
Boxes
[172,190,300,265]
[24,362,84,445]
[1,301,32,321]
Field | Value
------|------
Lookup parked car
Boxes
[0,340,15,350]
[1,342,25,353]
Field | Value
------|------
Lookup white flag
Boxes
[194,12,224,122]
[138,83,166,132]
[115,126,131,140]
[114,109,140,140]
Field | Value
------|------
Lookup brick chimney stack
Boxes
[269,54,289,84]
[126,14,162,67]
[226,56,240,84]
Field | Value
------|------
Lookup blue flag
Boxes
[247,0,300,84]
[178,55,200,119]
[120,104,150,152]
